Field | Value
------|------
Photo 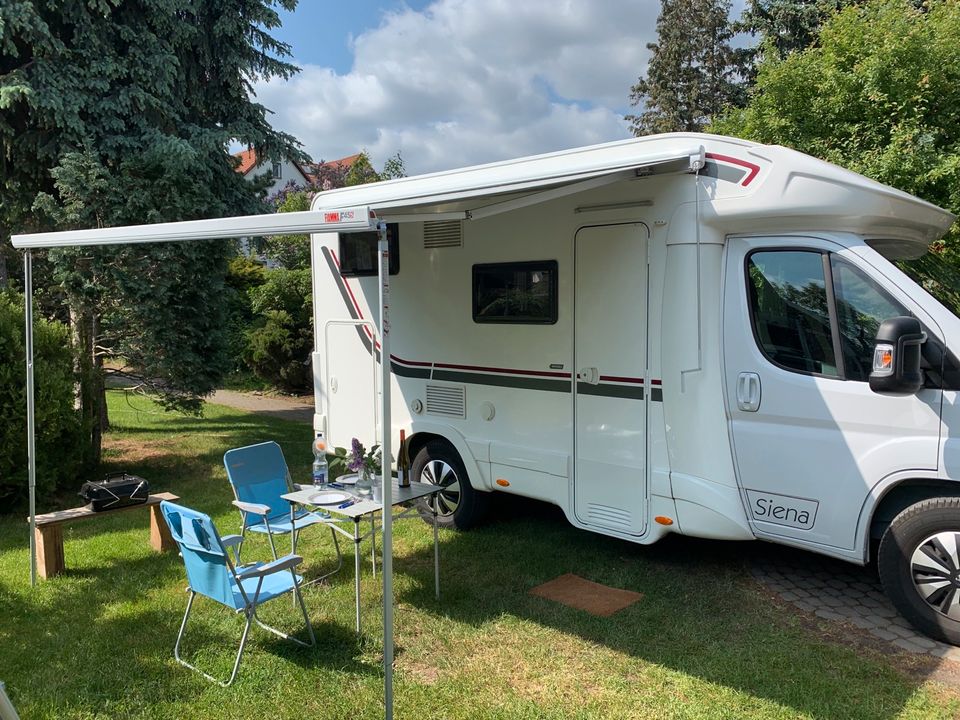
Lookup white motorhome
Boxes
[308,133,960,644]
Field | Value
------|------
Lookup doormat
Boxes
[529,573,643,617]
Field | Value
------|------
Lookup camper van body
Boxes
[309,133,960,640]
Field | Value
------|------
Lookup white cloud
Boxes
[252,0,663,175]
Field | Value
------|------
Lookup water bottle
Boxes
[312,437,328,487]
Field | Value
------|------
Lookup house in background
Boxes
[231,149,362,195]
[232,148,312,196]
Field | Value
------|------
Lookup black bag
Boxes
[79,473,150,511]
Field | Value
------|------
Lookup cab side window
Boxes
[747,251,839,377]
[831,259,908,381]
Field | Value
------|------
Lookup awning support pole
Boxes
[377,221,394,720]
[24,250,37,587]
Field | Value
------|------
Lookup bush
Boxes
[243,268,313,391]
[223,256,267,377]
[0,291,84,507]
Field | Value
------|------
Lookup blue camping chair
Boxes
[224,441,342,577]
[161,501,316,686]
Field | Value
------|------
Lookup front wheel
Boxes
[411,439,489,530]
[878,497,960,645]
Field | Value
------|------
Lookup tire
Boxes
[411,439,489,530]
[878,496,960,645]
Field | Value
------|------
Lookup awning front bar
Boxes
[11,206,375,249]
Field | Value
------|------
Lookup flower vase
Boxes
[356,468,373,497]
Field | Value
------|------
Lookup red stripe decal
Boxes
[705,152,760,187]
[599,375,645,384]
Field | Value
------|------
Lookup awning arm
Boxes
[465,169,637,222]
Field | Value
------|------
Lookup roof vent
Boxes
[423,220,463,249]
[425,384,466,419]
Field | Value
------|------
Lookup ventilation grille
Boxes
[586,503,632,530]
[425,384,466,419]
[423,220,463,248]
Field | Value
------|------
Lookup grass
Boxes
[2,390,959,719]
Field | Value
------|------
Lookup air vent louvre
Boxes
[586,503,631,529]
[423,220,463,248]
[425,384,466,419]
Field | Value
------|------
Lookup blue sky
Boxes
[254,1,744,175]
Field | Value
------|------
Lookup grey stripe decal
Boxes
[432,369,571,393]
[322,244,664,402]
[577,383,644,400]
[392,362,431,379]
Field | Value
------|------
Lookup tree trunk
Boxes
[72,305,106,466]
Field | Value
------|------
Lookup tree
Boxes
[736,0,852,62]
[627,0,746,135]
[712,0,960,304]
[1,0,305,461]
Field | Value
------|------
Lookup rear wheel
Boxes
[411,440,489,530]
[878,497,960,645]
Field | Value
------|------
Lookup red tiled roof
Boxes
[233,148,259,175]
[317,153,361,171]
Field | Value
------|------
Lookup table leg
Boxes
[433,504,440,600]
[353,518,362,634]
[35,525,65,579]
[370,513,377,578]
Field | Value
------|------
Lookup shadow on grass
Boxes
[391,496,942,720]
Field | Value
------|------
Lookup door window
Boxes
[831,259,909,381]
[747,251,838,376]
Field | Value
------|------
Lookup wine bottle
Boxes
[398,429,410,487]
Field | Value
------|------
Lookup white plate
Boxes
[335,474,358,485]
[308,490,352,505]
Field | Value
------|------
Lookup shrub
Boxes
[243,269,313,391]
[0,292,84,507]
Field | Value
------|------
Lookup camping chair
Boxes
[223,441,342,578]
[160,501,316,686]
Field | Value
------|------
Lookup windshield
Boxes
[867,240,960,320]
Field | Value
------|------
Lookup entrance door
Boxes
[723,237,942,552]
[574,223,649,535]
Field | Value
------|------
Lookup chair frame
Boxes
[163,507,317,687]
[225,442,344,584]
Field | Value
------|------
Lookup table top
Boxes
[282,480,441,519]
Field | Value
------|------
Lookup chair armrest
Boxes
[232,500,271,516]
[236,554,303,579]
[220,534,243,549]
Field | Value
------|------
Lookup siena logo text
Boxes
[746,490,818,530]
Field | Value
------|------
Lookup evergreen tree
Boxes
[627,0,746,135]
[736,0,851,65]
[1,0,304,461]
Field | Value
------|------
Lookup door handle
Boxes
[579,367,600,385]
[737,372,761,412]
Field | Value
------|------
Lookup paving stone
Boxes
[781,591,800,602]
[815,609,845,622]
[847,615,878,630]
[931,646,960,661]
[892,638,927,654]
[870,628,898,641]
[907,635,938,649]
[889,624,918,639]
[791,588,811,599]
[821,596,845,608]
[792,600,816,612]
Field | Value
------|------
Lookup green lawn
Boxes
[1,390,958,719]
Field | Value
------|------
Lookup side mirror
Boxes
[869,316,926,396]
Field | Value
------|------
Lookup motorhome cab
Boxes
[308,133,960,644]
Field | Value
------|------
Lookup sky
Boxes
[254,0,739,176]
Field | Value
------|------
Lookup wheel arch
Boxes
[407,423,489,491]
[867,477,960,555]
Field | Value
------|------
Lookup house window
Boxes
[272,162,282,179]
[473,261,558,324]
[338,224,400,276]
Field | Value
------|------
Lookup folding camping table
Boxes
[282,480,442,633]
